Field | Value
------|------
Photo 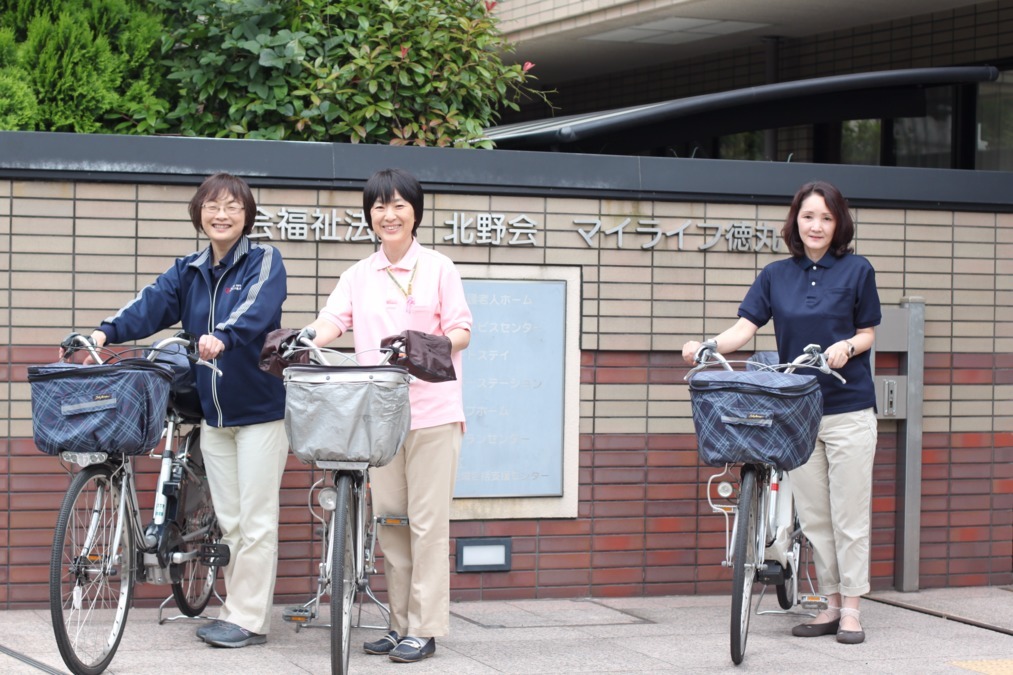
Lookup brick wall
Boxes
[1,179,1010,608]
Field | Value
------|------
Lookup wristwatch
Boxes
[845,340,855,358]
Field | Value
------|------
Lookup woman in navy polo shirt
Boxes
[682,180,881,645]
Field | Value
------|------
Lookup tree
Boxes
[154,0,550,146]
[0,0,165,133]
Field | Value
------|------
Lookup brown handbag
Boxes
[259,328,311,379]
[380,330,456,383]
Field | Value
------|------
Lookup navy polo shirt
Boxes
[738,252,881,415]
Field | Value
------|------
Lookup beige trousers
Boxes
[790,407,877,597]
[370,422,462,638]
[200,419,289,634]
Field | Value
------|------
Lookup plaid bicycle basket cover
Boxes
[28,359,173,456]
[283,364,411,467]
[689,369,823,471]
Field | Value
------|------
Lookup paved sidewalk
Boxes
[1,586,1011,674]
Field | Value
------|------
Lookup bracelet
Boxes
[844,339,855,358]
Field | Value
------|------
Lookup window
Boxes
[977,70,1013,171]
[841,120,881,165]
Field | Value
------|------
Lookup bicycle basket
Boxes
[28,359,174,456]
[689,370,823,471]
[283,364,411,467]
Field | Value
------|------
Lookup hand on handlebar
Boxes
[796,344,846,383]
[60,332,104,365]
[197,333,225,361]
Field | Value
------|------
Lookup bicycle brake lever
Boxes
[195,358,223,377]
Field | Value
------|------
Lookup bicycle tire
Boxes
[730,466,758,666]
[50,464,134,675]
[776,508,801,610]
[171,430,221,616]
[330,473,355,675]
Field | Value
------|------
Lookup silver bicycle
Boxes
[278,329,411,675]
[31,333,227,675]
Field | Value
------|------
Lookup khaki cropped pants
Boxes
[201,419,289,635]
[790,408,877,598]
[370,422,462,638]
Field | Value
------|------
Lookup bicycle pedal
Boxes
[799,594,829,610]
[199,543,230,567]
[377,516,409,527]
[283,607,313,623]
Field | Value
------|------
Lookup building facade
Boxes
[0,132,1009,609]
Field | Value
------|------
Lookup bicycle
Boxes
[686,342,845,665]
[275,328,412,675]
[28,332,229,675]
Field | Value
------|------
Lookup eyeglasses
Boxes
[202,203,244,215]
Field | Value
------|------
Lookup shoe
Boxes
[388,636,435,662]
[364,630,401,655]
[202,622,267,648]
[791,618,840,637]
[196,619,225,642]
[837,608,865,644]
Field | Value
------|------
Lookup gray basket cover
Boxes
[283,364,411,466]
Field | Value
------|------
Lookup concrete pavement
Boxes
[1,586,1011,674]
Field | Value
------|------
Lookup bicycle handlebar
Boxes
[685,341,846,383]
[60,331,223,376]
[281,326,397,367]
[148,333,223,377]
[60,333,103,364]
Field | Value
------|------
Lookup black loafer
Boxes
[791,618,840,637]
[837,628,866,644]
[837,607,865,643]
[388,636,435,662]
[363,630,400,655]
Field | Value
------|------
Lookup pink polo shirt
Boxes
[318,239,472,431]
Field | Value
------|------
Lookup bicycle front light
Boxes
[318,487,338,511]
[717,481,734,498]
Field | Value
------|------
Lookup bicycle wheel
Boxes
[330,473,356,675]
[730,466,758,665]
[171,430,221,616]
[50,464,134,675]
[776,508,801,610]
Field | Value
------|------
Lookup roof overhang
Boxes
[484,66,1000,153]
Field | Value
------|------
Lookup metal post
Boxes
[894,297,925,591]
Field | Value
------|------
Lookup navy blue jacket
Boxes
[97,236,287,427]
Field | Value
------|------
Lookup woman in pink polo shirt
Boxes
[304,168,472,663]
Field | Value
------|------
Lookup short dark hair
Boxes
[780,180,855,258]
[362,168,424,237]
[188,172,257,236]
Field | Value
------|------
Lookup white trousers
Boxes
[790,408,877,597]
[370,423,462,638]
[200,419,289,634]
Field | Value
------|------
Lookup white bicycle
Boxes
[688,343,845,665]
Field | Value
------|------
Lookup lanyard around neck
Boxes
[386,262,418,302]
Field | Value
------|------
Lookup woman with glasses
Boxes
[87,172,289,649]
